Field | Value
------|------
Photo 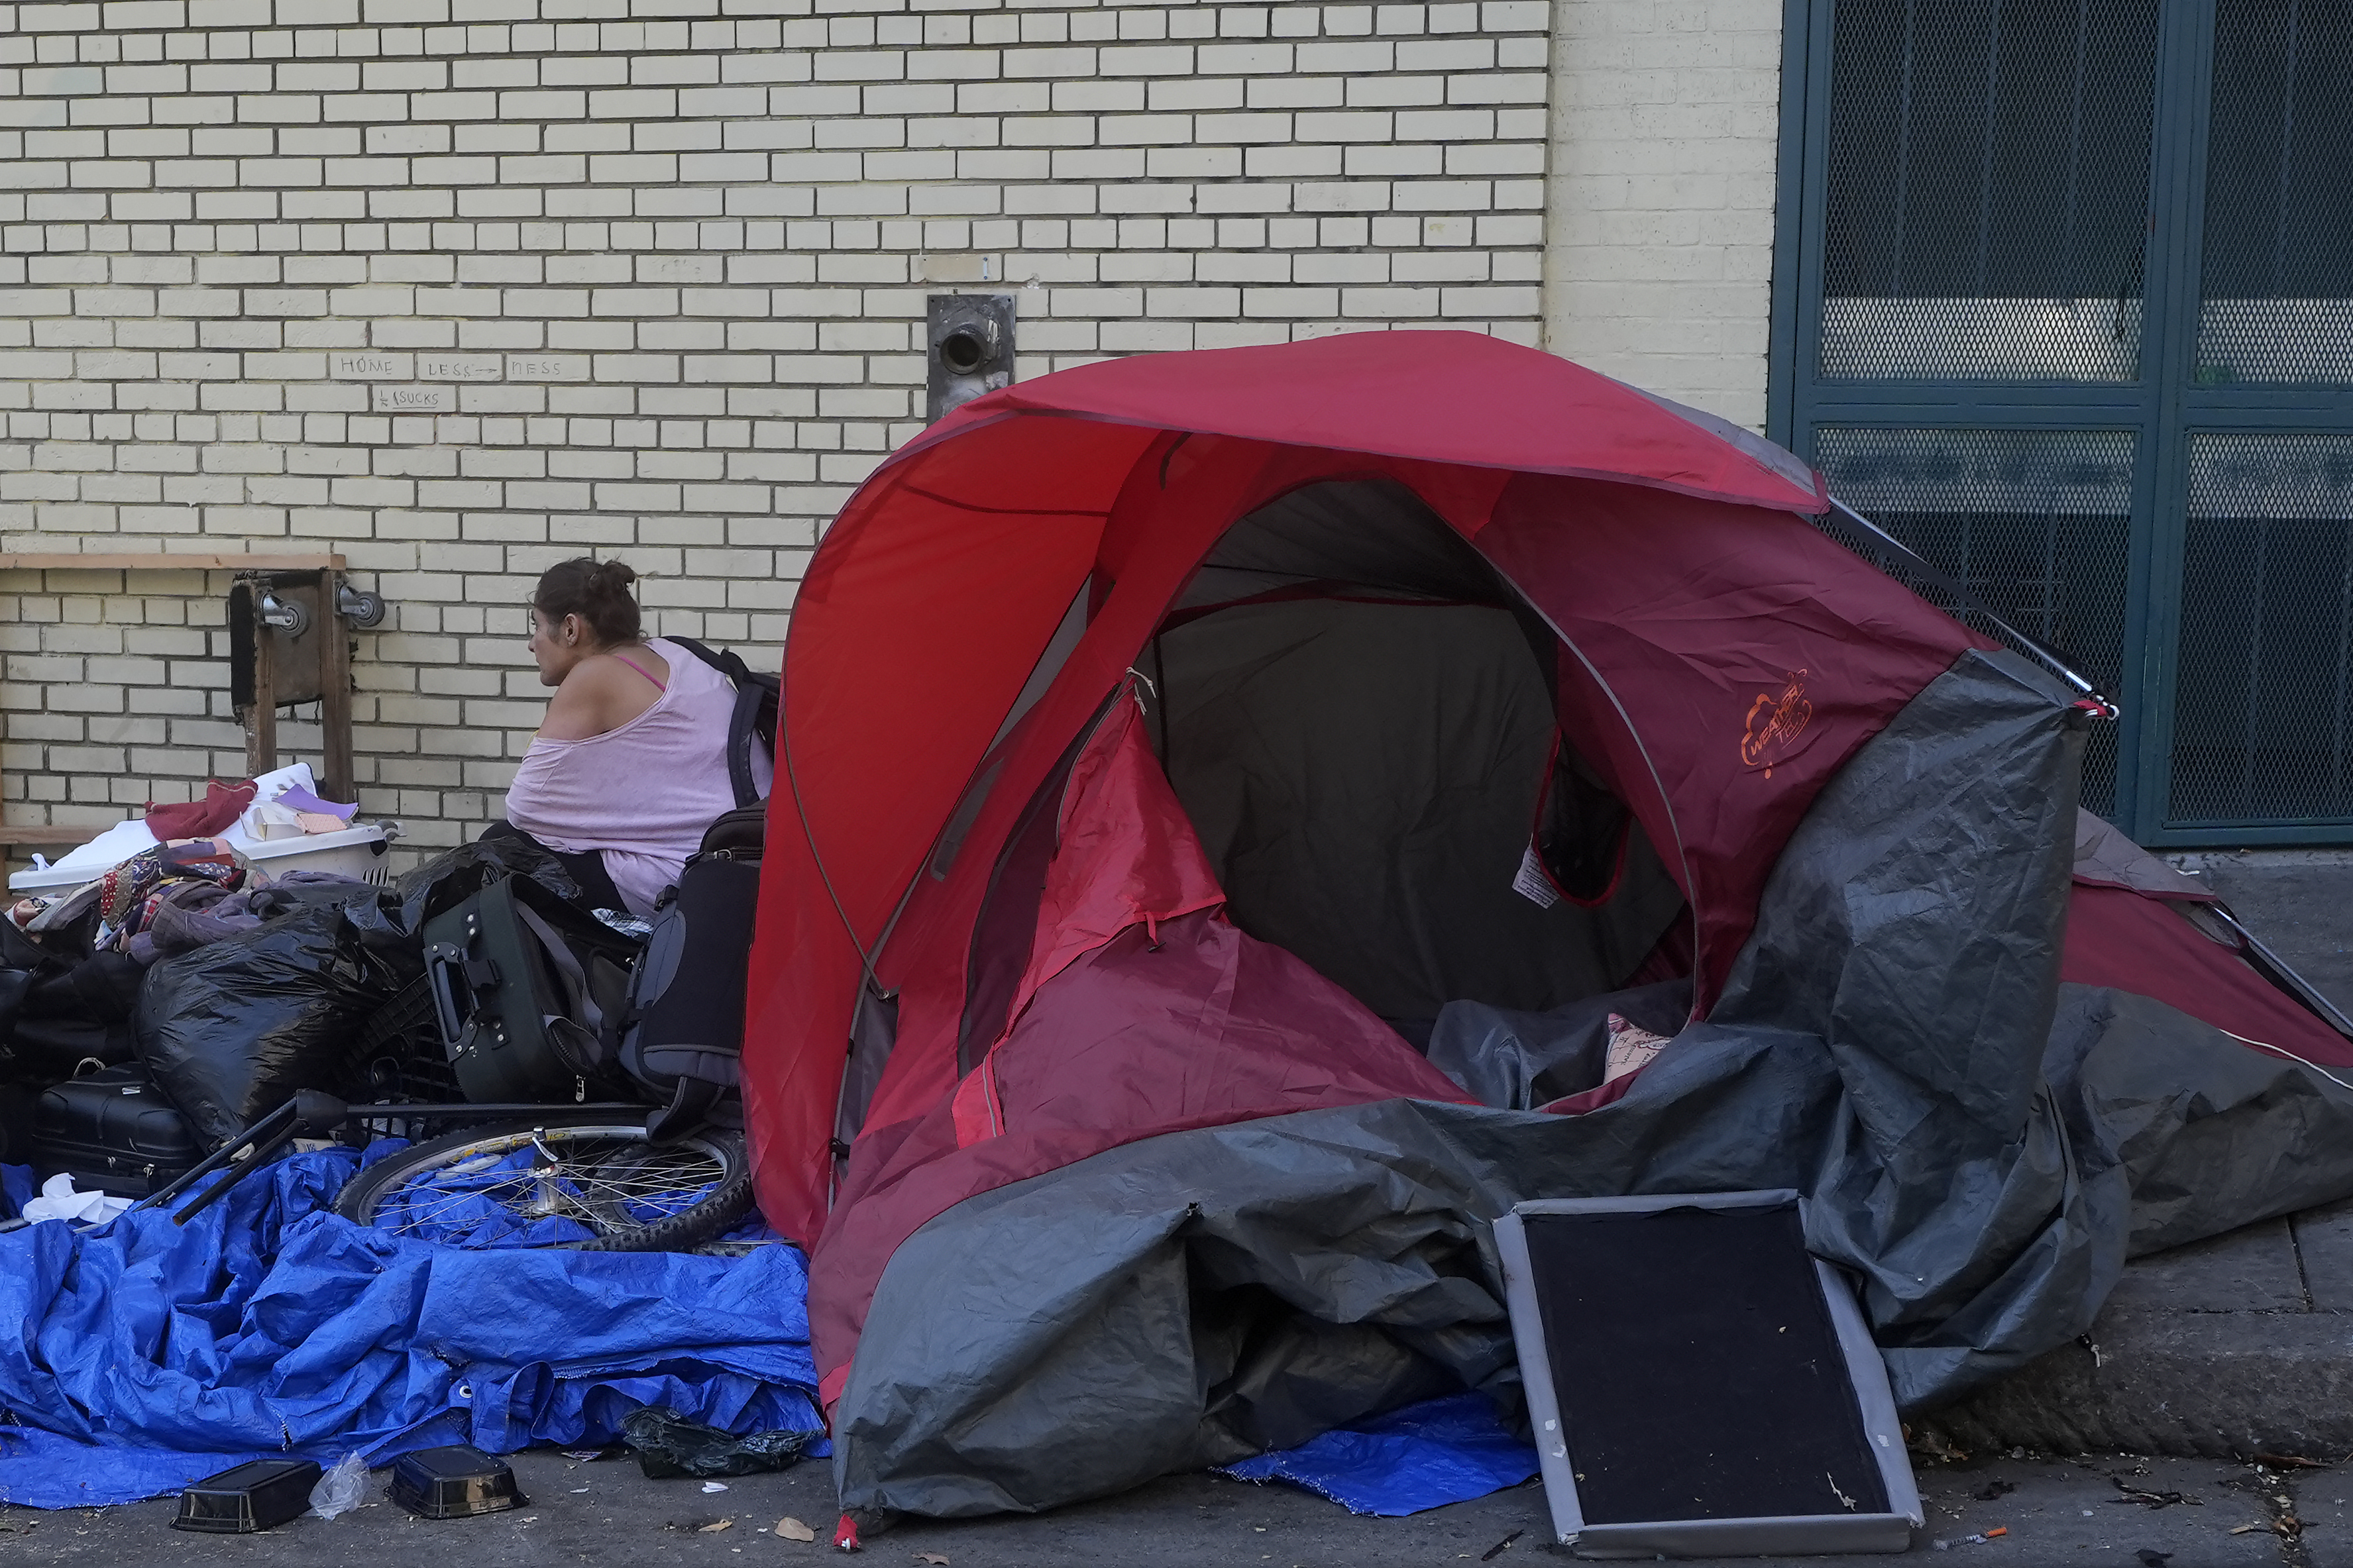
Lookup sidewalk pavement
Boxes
[3,1442,2331,1566]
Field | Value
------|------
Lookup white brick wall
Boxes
[1,0,1554,861]
[1541,0,1779,430]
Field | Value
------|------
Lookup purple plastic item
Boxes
[271,786,356,820]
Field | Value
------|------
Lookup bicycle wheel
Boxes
[335,1118,753,1252]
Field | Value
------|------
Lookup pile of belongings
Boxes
[15,841,363,968]
[6,764,375,990]
[13,763,362,909]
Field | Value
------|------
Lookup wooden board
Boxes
[0,553,346,572]
[0,825,95,845]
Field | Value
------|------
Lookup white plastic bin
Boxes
[241,823,398,885]
[8,859,107,895]
[8,821,401,894]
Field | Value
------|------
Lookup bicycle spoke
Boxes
[361,1126,734,1245]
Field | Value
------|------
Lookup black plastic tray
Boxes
[172,1458,321,1534]
[389,1445,525,1520]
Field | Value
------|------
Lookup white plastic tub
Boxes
[10,856,119,895]
[9,822,400,894]
[241,823,398,885]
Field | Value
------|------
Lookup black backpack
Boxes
[609,803,765,1139]
[666,637,778,810]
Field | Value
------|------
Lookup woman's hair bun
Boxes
[533,555,643,647]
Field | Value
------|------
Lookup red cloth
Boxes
[144,780,254,841]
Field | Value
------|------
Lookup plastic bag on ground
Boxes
[308,1451,368,1520]
[133,835,598,1148]
[20,1172,131,1226]
[622,1405,815,1480]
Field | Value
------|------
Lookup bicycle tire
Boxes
[335,1117,753,1252]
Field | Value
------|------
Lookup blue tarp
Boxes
[1219,1392,1539,1516]
[0,1151,1529,1518]
[0,1149,824,1510]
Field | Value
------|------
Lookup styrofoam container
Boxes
[9,821,399,894]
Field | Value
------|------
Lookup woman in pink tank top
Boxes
[496,557,751,915]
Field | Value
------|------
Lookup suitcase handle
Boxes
[425,940,500,1050]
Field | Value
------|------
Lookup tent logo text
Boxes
[1741,670,1813,777]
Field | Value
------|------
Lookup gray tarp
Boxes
[832,650,2353,1517]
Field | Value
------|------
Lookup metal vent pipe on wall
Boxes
[926,294,1016,422]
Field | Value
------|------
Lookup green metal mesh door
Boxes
[1784,0,2353,840]
[1813,429,2136,815]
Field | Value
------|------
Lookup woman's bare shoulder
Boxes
[540,649,663,740]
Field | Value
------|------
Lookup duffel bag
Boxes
[611,804,764,1138]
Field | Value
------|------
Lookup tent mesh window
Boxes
[1812,426,2134,816]
[1818,0,2161,382]
[2195,0,2353,387]
[2169,433,2353,827]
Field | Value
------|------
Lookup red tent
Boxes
[741,332,2353,1491]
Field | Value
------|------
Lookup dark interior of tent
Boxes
[958,478,1696,1081]
[948,478,1708,1453]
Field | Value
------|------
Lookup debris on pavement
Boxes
[624,1405,816,1482]
[1932,1527,2010,1550]
[1908,1428,1971,1465]
[1479,1528,1523,1559]
[307,1452,368,1521]
[775,1516,817,1541]
[2110,1475,2199,1508]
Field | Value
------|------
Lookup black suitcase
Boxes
[613,804,763,1137]
[30,1065,202,1198]
[423,874,641,1103]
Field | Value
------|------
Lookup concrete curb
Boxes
[1922,1200,2353,1460]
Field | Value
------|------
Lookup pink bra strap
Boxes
[610,650,667,692]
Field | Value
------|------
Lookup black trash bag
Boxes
[0,915,144,1082]
[622,1405,815,1481]
[133,835,592,1148]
